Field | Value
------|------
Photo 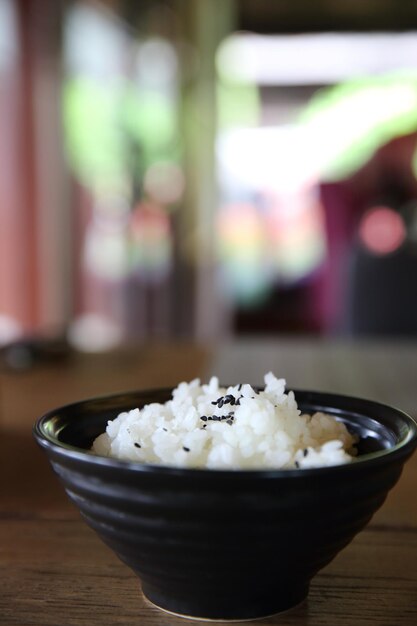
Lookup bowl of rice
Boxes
[33,373,417,621]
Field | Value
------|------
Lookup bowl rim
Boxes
[33,387,417,478]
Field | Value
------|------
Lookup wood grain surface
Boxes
[3,519,417,626]
[1,339,417,626]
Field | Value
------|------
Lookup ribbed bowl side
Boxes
[48,451,404,615]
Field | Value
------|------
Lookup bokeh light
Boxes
[359,206,406,255]
[130,202,173,282]
[143,161,185,205]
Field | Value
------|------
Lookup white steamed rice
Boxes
[92,373,357,470]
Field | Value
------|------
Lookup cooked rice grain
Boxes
[92,373,356,469]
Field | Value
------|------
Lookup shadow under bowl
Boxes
[33,389,417,621]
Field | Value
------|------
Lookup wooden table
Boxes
[1,338,417,625]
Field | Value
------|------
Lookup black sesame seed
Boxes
[226,419,233,425]
[295,461,300,468]
[200,415,208,422]
[237,384,242,391]
[134,443,141,448]
[303,448,308,457]
[163,428,168,432]
[183,446,190,452]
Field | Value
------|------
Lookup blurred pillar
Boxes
[177,0,237,339]
[0,0,70,340]
[0,0,27,337]
[29,0,72,336]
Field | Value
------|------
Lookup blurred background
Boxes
[2,0,417,354]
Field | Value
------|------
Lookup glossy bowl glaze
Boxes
[33,389,417,621]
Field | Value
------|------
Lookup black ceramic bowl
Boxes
[33,388,417,621]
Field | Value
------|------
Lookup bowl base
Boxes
[141,581,309,622]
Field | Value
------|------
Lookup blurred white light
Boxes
[0,314,22,345]
[68,313,123,352]
[217,126,319,193]
[135,38,178,91]
[65,3,129,79]
[218,32,417,85]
